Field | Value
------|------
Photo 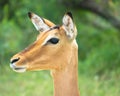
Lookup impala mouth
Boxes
[10,63,26,73]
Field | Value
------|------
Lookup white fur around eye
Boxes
[41,35,58,46]
[41,35,52,46]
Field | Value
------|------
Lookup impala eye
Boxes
[48,38,59,44]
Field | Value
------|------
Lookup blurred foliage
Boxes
[0,0,120,96]
[0,0,120,77]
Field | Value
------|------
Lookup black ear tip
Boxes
[66,12,73,19]
[28,12,32,18]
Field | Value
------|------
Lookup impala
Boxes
[10,12,80,96]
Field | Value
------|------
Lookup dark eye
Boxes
[48,38,59,44]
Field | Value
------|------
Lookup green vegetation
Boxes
[0,0,120,96]
[0,66,119,96]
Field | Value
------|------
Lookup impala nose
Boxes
[10,57,26,73]
[10,57,20,64]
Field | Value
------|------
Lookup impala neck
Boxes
[51,42,80,96]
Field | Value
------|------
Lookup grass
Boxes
[79,74,120,96]
[0,65,120,96]
[0,66,53,96]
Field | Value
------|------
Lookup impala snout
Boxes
[10,55,27,73]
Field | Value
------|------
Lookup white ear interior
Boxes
[62,13,76,40]
[28,12,50,32]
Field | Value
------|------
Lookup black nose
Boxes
[11,58,20,64]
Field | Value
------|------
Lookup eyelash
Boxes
[47,38,59,44]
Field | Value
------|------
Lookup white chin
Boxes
[13,68,26,73]
[10,63,26,73]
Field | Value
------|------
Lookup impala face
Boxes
[10,12,77,73]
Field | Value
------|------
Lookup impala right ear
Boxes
[62,12,77,40]
[28,12,55,32]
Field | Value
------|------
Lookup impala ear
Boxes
[28,12,55,32]
[62,12,77,40]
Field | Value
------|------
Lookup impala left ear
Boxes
[28,12,55,33]
[62,12,77,40]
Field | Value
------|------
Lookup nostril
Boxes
[11,57,20,64]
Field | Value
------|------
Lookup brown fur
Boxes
[10,13,80,96]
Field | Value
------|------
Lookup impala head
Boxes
[10,12,77,73]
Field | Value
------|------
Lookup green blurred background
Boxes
[0,0,120,96]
